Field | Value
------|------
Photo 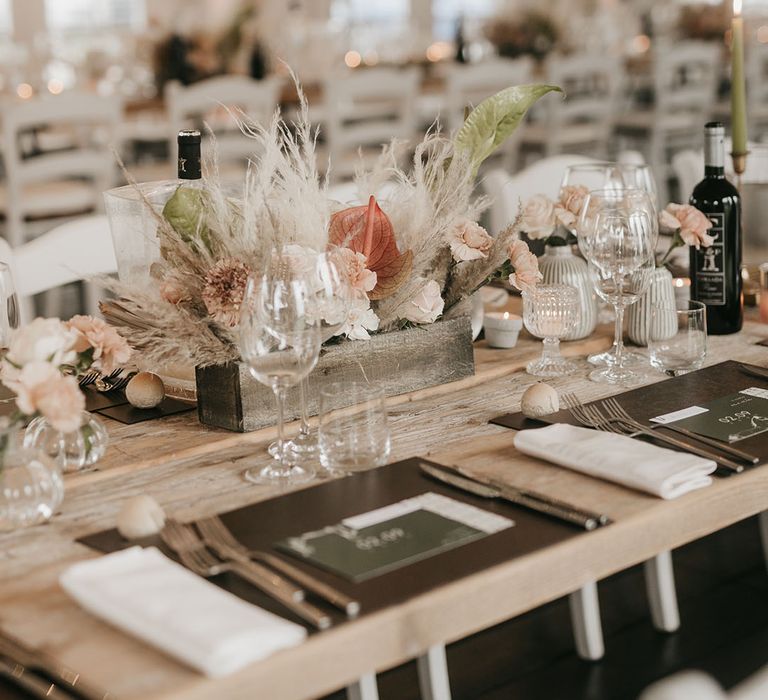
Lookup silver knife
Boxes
[419,461,608,531]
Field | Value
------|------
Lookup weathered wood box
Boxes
[196,316,475,432]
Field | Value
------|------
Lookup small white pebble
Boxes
[521,383,559,418]
[126,372,165,409]
[117,495,166,539]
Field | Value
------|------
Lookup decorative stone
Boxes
[126,372,165,409]
[196,316,475,432]
[521,383,559,417]
[117,495,166,540]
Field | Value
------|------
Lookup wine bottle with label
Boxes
[176,129,201,180]
[689,121,743,334]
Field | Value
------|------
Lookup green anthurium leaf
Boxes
[161,185,212,251]
[454,83,564,175]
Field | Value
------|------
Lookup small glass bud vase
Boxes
[24,411,109,473]
[0,419,64,532]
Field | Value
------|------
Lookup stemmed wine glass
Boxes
[560,163,658,367]
[577,188,656,385]
[238,254,322,485]
[272,249,353,467]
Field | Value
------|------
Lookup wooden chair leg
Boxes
[346,673,379,700]
[417,644,452,700]
[568,581,604,660]
[643,551,680,633]
[759,511,768,573]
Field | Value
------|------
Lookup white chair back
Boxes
[747,43,768,117]
[444,57,534,132]
[640,664,768,700]
[653,42,720,119]
[1,92,122,248]
[0,215,116,321]
[324,67,421,181]
[542,53,621,137]
[165,75,282,168]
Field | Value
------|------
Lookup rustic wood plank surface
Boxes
[2,316,768,700]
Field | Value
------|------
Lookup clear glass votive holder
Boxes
[648,300,707,376]
[318,382,391,475]
[760,263,768,323]
[522,284,581,377]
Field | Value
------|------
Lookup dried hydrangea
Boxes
[201,258,251,327]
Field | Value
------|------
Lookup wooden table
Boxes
[2,320,768,699]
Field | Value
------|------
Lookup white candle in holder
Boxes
[483,312,523,348]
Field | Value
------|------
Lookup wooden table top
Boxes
[2,317,768,700]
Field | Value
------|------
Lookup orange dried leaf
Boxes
[329,195,412,299]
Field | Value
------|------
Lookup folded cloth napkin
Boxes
[60,546,307,677]
[513,424,717,499]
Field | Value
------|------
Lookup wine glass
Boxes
[577,189,656,385]
[238,258,322,485]
[0,262,20,350]
[273,249,352,467]
[522,284,581,377]
[560,164,658,367]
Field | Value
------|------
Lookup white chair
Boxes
[0,215,116,322]
[323,67,421,183]
[746,43,768,140]
[640,664,768,700]
[166,75,282,181]
[0,91,122,249]
[616,41,720,202]
[520,53,622,163]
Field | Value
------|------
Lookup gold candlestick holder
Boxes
[731,150,749,189]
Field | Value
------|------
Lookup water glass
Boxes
[318,382,391,474]
[649,300,707,376]
[522,284,581,377]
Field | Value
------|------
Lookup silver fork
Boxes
[78,370,99,388]
[102,373,134,393]
[93,369,123,392]
[602,397,759,465]
[197,516,360,618]
[564,393,744,473]
[160,520,331,630]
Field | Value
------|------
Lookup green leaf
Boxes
[161,186,212,251]
[454,84,563,175]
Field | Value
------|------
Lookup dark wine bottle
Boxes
[176,129,201,180]
[689,121,743,334]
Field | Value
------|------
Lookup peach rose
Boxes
[336,248,377,293]
[403,279,445,324]
[10,361,84,433]
[663,203,715,249]
[559,185,590,218]
[521,195,556,239]
[6,318,78,369]
[449,219,493,262]
[508,239,542,291]
[66,315,132,374]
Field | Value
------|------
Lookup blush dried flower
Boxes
[202,258,251,327]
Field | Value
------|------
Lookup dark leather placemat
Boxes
[94,397,195,424]
[491,360,768,465]
[79,458,583,630]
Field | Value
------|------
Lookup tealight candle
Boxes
[673,277,691,304]
[483,311,523,348]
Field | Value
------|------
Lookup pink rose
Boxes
[9,361,84,433]
[663,203,715,249]
[66,315,132,374]
[159,278,190,305]
[403,279,445,324]
[336,248,377,293]
[521,195,556,239]
[559,185,590,217]
[508,239,542,292]
[449,219,493,262]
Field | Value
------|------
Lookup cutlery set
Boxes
[78,369,134,393]
[160,516,359,631]
[0,629,110,700]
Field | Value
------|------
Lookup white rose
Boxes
[403,279,445,325]
[6,318,78,369]
[336,296,380,340]
[521,194,556,239]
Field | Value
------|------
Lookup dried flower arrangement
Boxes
[101,80,561,369]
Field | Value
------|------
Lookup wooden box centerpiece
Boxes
[196,315,474,432]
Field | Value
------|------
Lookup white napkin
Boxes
[513,424,717,499]
[60,546,307,677]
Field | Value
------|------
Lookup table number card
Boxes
[652,388,768,443]
[277,492,514,583]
